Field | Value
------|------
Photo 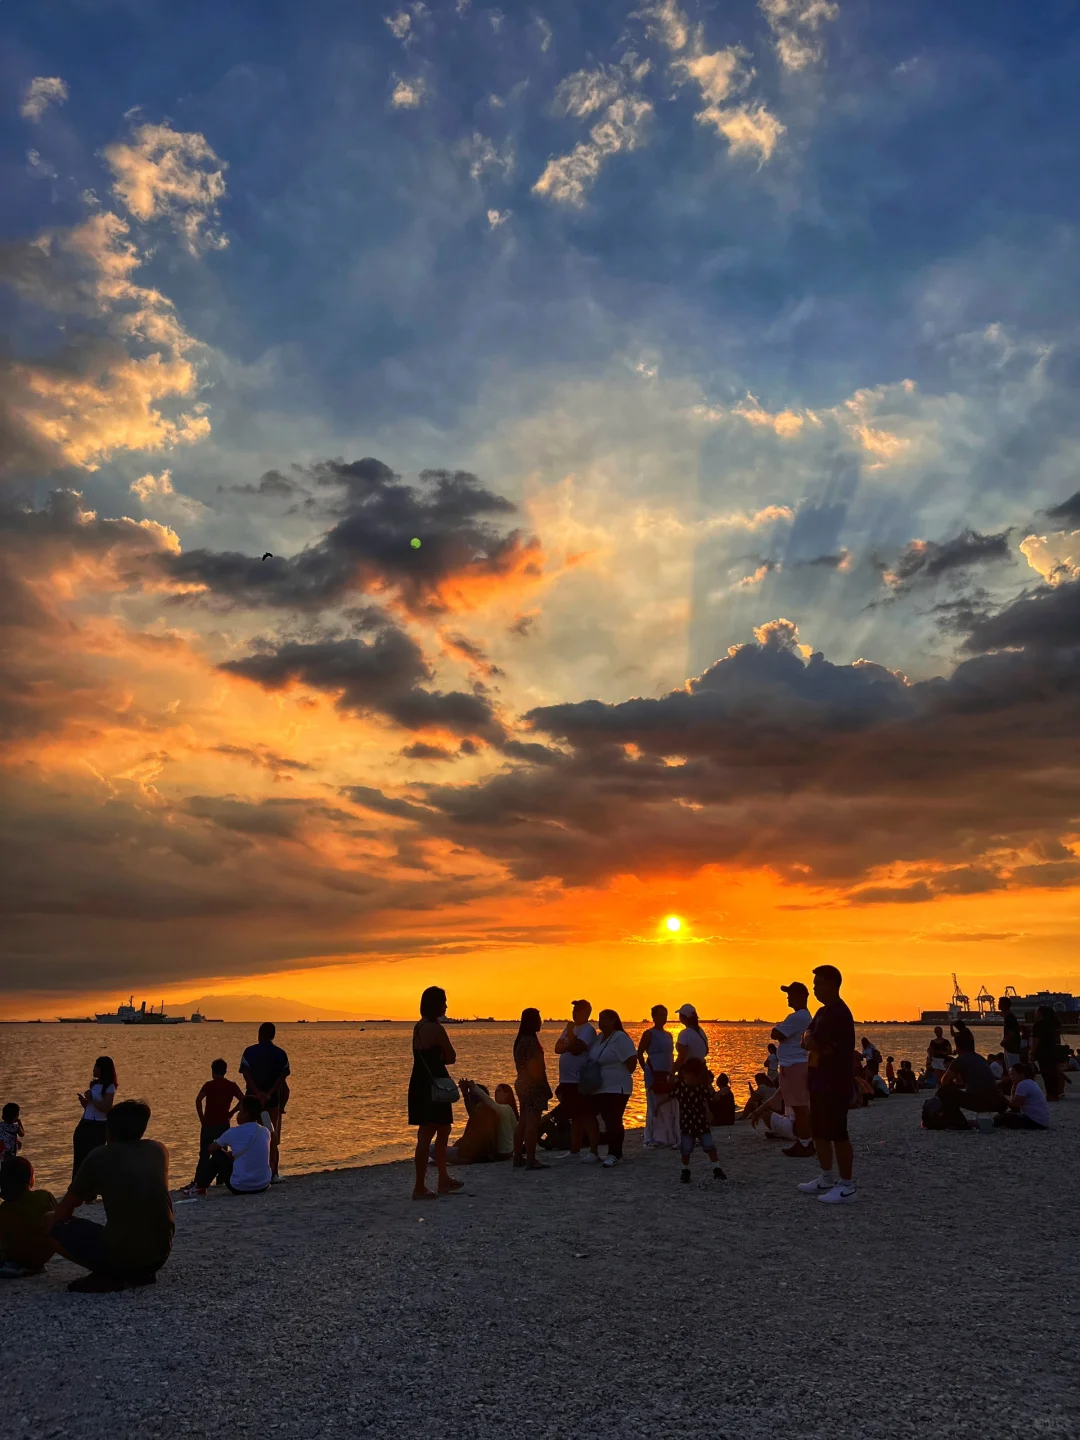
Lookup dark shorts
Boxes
[556,1082,596,1119]
[52,1217,167,1278]
[810,1090,850,1143]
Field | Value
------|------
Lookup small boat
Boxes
[58,1016,93,1023]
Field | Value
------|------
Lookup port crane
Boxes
[976,985,996,1016]
[950,973,970,1012]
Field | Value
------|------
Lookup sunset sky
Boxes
[2,0,1078,1021]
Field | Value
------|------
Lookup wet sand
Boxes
[4,1092,1078,1440]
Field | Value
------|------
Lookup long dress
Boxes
[641,1027,679,1147]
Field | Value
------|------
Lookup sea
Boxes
[0,1020,975,1194]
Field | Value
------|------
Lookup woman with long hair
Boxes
[512,1008,552,1170]
[72,1056,117,1181]
[588,1010,638,1167]
[407,987,463,1200]
[675,1004,709,1073]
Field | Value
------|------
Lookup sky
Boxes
[1,0,1078,1021]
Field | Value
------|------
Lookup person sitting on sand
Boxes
[893,1060,919,1094]
[0,1102,24,1172]
[741,1073,779,1120]
[0,1158,56,1280]
[513,1008,553,1171]
[49,1099,174,1293]
[994,1064,1051,1130]
[926,1027,953,1085]
[930,1040,1007,1130]
[208,1096,273,1193]
[408,986,463,1200]
[708,1073,736,1127]
[672,1058,726,1183]
[444,1081,517,1163]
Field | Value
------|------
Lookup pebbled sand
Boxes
[3,1093,1078,1440]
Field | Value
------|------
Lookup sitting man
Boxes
[208,1095,273,1193]
[932,1040,1007,1130]
[444,1081,517,1163]
[893,1060,919,1094]
[994,1063,1051,1130]
[50,1099,174,1293]
[0,1158,57,1280]
[708,1073,736,1127]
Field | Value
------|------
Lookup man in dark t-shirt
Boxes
[999,997,1022,1066]
[797,964,857,1204]
[49,1100,174,1293]
[240,1021,291,1180]
[935,1046,1007,1129]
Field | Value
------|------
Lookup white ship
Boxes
[94,996,139,1024]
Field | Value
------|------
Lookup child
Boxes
[885,1057,896,1091]
[0,1157,56,1278]
[183,1059,245,1197]
[708,1073,736,1127]
[672,1057,726,1183]
[0,1103,23,1169]
[764,1043,779,1083]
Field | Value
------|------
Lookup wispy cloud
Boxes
[533,60,653,206]
[390,76,428,109]
[20,76,69,122]
[103,122,228,255]
[759,0,840,72]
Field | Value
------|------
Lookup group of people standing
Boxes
[408,965,864,1204]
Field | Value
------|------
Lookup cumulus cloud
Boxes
[0,200,212,477]
[20,77,69,122]
[1021,530,1080,585]
[759,0,839,72]
[162,458,543,617]
[487,208,511,228]
[104,122,228,255]
[650,0,785,161]
[884,528,1012,592]
[130,469,208,522]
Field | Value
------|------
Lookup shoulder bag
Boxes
[579,1035,614,1096]
[415,1027,461,1104]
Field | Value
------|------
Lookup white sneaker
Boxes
[797,1174,836,1194]
[818,1182,858,1204]
[581,1152,601,1164]
[602,1155,620,1167]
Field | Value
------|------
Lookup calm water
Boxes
[0,1021,968,1194]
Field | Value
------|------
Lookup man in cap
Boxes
[797,964,858,1204]
[771,981,814,1157]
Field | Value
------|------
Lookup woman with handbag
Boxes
[588,1010,638,1167]
[638,1004,678,1148]
[513,1008,553,1170]
[408,986,464,1200]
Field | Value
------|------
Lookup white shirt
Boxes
[775,1009,811,1067]
[219,1120,273,1191]
[640,1026,675,1079]
[589,1030,637,1094]
[558,1022,598,1085]
[83,1082,116,1121]
[989,1060,1004,1079]
[1014,1079,1050,1128]
[676,1026,709,1061]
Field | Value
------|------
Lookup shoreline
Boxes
[6,1094,1078,1440]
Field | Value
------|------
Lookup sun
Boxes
[664,915,683,934]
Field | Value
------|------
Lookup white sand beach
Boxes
[4,1093,1078,1440]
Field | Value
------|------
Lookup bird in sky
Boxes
[261,552,273,561]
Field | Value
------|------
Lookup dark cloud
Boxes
[888,528,1012,591]
[341,785,432,822]
[219,624,507,742]
[162,458,541,616]
[961,577,1079,653]
[211,744,314,777]
[1045,490,1080,525]
[399,592,1080,898]
[0,488,174,571]
[219,469,307,499]
[401,741,458,761]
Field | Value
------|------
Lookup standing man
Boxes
[999,995,1022,1073]
[553,1000,600,1161]
[240,1021,290,1182]
[772,982,813,1158]
[797,965,858,1204]
[926,1026,953,1085]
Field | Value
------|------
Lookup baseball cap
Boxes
[677,1003,698,1019]
[780,981,809,997]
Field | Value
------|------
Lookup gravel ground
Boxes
[3,1093,1078,1440]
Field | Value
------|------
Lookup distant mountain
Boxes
[172,993,374,1022]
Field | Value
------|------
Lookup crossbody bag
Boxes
[415,1029,461,1105]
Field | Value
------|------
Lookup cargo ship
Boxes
[920,977,1079,1032]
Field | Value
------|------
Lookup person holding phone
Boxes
[72,1057,117,1182]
